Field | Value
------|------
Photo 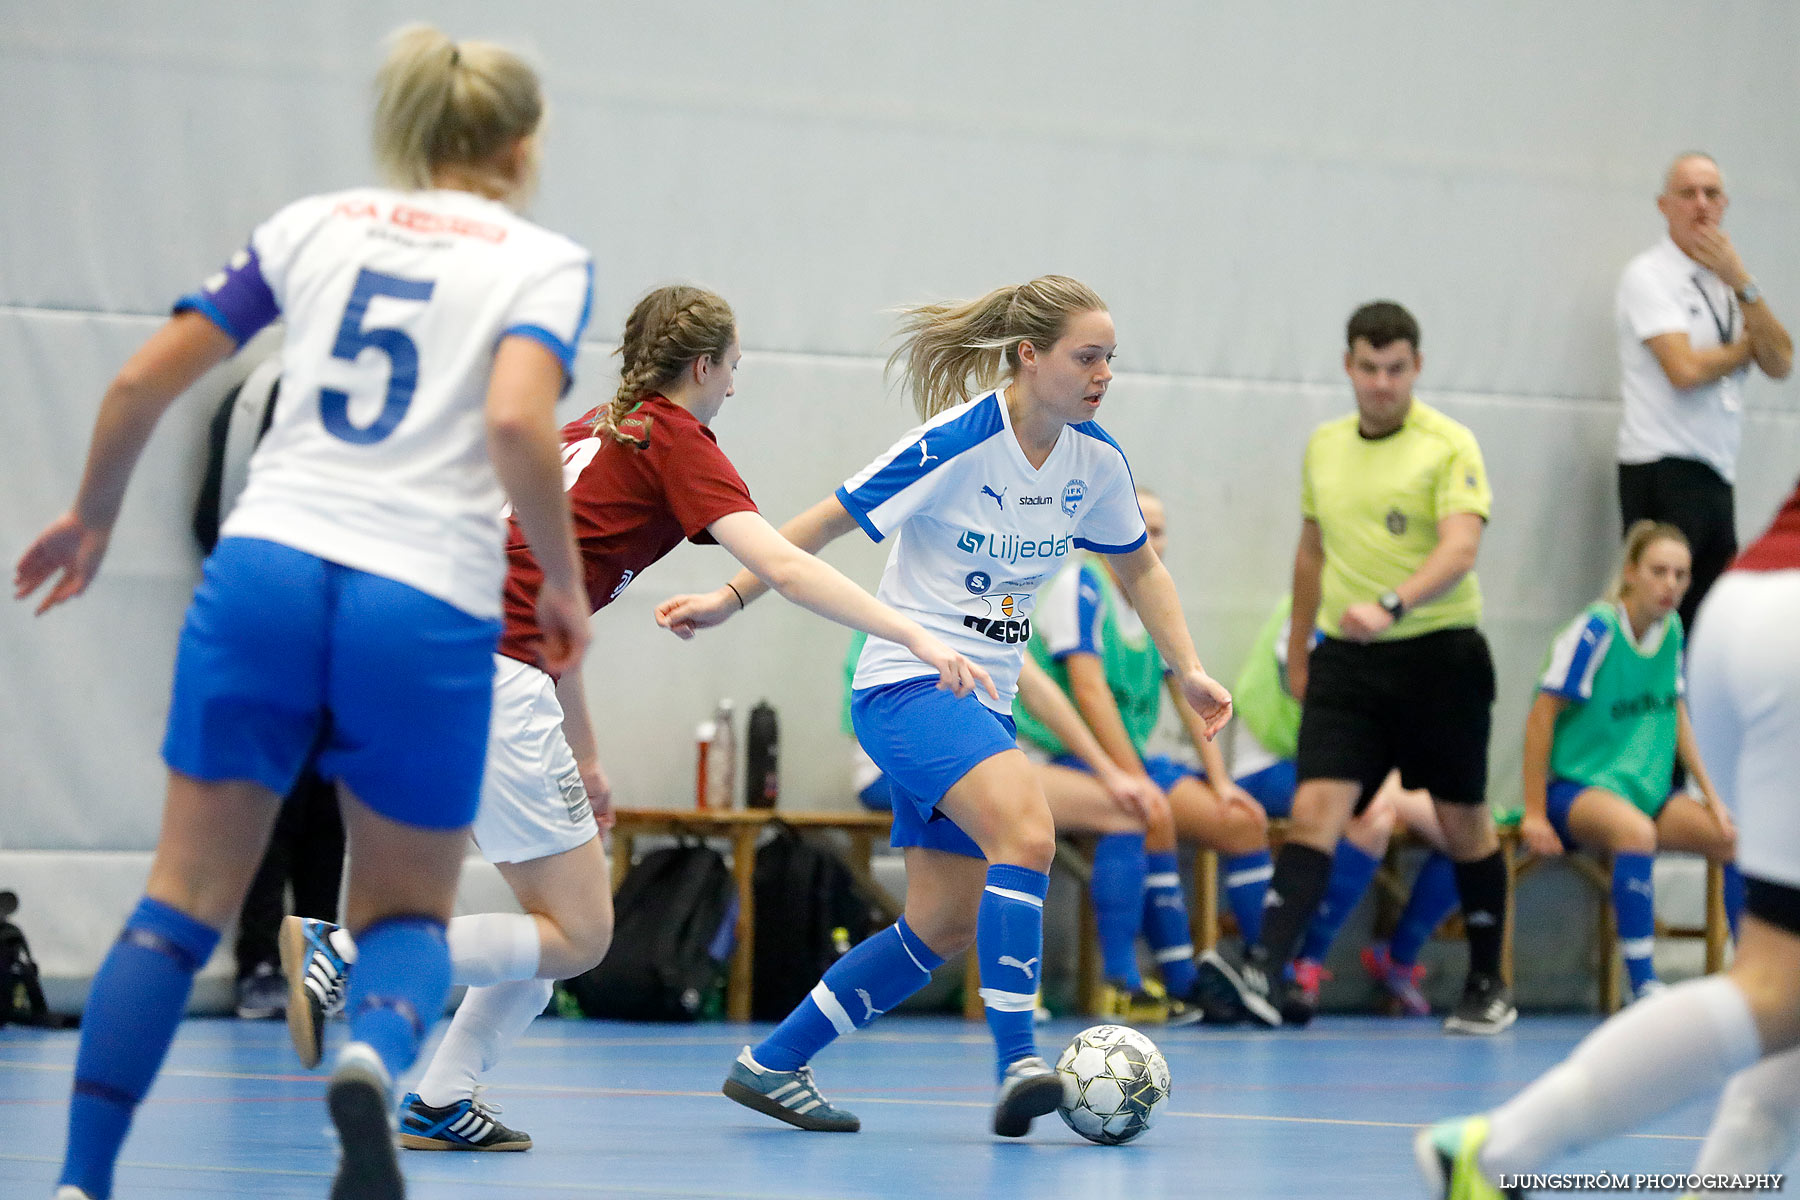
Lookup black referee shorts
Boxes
[1295,626,1495,809]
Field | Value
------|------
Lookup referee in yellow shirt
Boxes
[1215,301,1515,1035]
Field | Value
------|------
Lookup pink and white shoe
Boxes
[1362,943,1430,1016]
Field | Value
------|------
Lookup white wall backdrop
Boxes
[5,1,1799,870]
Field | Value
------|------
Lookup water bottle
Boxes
[694,719,716,809]
[710,699,736,810]
[745,700,779,809]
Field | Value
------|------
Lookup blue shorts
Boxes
[1050,752,1202,793]
[1237,759,1299,818]
[162,537,501,830]
[1543,777,1669,849]
[850,677,1018,859]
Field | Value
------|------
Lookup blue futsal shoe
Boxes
[722,1046,860,1131]
[399,1089,532,1151]
[280,915,349,1069]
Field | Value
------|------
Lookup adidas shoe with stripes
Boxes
[399,1089,532,1151]
[721,1046,860,1132]
[280,915,350,1070]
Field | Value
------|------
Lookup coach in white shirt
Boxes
[1616,152,1793,631]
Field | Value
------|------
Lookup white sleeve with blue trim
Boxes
[1067,424,1147,553]
[1539,612,1613,702]
[1036,562,1103,660]
[835,398,1002,542]
[502,251,594,383]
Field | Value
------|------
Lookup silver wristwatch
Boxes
[1737,280,1763,306]
[1378,591,1406,620]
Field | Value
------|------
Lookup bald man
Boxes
[1615,152,1792,632]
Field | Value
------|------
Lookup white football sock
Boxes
[414,977,555,1109]
[1481,975,1762,1178]
[1693,1045,1800,1191]
[447,912,541,987]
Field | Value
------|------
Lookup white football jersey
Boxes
[179,186,593,618]
[839,389,1147,713]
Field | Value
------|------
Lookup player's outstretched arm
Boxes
[663,509,996,701]
[654,494,859,635]
[16,312,235,615]
[487,335,590,677]
[1107,543,1232,739]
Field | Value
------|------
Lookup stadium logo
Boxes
[965,570,992,595]
[1062,479,1087,517]
[1018,495,1053,506]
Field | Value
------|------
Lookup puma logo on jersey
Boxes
[918,441,936,466]
[856,988,883,1022]
[981,485,1007,511]
[999,955,1038,981]
[1625,878,1654,899]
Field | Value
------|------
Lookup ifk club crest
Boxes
[1061,479,1087,518]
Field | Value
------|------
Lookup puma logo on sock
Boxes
[999,955,1039,981]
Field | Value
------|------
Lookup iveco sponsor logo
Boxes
[1017,495,1053,506]
[957,530,1073,564]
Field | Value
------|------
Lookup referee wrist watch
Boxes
[1378,591,1407,621]
[1737,279,1763,306]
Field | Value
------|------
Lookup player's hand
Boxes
[1101,768,1170,826]
[1285,648,1309,702]
[1176,666,1232,740]
[579,755,614,834]
[1520,812,1564,858]
[1217,779,1264,820]
[654,587,740,640]
[1338,602,1393,644]
[911,633,998,701]
[14,511,111,616]
[1690,225,1750,291]
[535,580,591,678]
[1706,796,1737,847]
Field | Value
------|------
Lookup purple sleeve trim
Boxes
[175,244,279,347]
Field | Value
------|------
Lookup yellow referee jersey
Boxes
[1300,400,1490,640]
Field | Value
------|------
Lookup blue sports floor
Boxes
[0,1014,1717,1198]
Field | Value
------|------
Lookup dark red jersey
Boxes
[1735,476,1800,572]
[497,396,757,672]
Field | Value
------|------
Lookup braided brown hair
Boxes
[596,286,737,443]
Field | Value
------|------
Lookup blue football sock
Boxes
[1723,861,1745,940]
[1141,850,1197,996]
[1612,852,1658,994]
[60,896,220,1200]
[1389,852,1459,966]
[978,863,1049,1079]
[346,916,450,1079]
[1222,849,1273,946]
[1299,841,1382,963]
[1092,833,1146,988]
[754,917,943,1072]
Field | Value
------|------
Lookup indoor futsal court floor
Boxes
[0,1014,1718,1198]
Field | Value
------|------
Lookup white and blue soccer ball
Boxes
[1054,1024,1171,1145]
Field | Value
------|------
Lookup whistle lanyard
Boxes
[1693,274,1737,346]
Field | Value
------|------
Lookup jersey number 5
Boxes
[320,268,436,445]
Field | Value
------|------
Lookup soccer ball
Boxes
[1054,1024,1171,1144]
